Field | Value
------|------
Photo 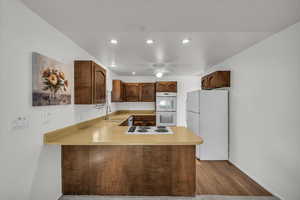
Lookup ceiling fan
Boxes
[135,62,195,77]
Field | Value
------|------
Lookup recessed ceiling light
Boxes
[146,39,154,44]
[110,63,116,67]
[132,72,136,75]
[182,38,190,44]
[156,72,163,78]
[110,39,118,44]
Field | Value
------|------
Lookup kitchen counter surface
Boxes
[44,110,203,145]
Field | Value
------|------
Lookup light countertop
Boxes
[44,110,203,145]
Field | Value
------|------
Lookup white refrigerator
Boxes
[187,90,228,160]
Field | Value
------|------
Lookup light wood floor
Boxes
[196,160,272,196]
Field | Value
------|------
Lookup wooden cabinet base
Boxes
[62,145,196,196]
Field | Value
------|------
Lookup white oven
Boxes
[156,92,177,126]
[156,112,177,126]
[156,92,177,112]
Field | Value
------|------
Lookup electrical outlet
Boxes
[12,116,29,130]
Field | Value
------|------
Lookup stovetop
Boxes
[126,126,174,135]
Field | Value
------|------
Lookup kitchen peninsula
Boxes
[44,111,203,196]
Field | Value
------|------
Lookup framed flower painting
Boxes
[32,52,71,106]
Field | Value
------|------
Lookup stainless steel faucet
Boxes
[105,91,111,120]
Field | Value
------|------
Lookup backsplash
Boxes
[115,102,155,111]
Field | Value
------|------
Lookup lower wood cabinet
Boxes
[133,115,156,126]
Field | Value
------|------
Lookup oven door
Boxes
[156,112,177,126]
[156,97,177,112]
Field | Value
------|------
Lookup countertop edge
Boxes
[43,110,203,146]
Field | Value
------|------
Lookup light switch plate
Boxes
[42,111,53,124]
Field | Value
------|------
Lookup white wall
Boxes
[205,22,300,200]
[114,76,201,126]
[0,1,116,200]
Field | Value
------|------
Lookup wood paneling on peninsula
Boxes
[62,145,195,196]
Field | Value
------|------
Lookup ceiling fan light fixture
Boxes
[146,39,154,44]
[110,39,118,44]
[156,72,163,78]
[182,38,190,44]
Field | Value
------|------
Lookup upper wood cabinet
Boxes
[156,81,177,92]
[111,80,125,102]
[94,65,106,104]
[112,81,156,102]
[74,61,106,104]
[139,83,155,102]
[125,83,140,102]
[201,71,230,90]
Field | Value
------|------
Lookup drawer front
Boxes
[133,115,156,126]
[133,115,155,121]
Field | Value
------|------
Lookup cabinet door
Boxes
[112,80,124,102]
[210,71,230,88]
[201,75,212,90]
[75,61,106,104]
[74,61,93,104]
[133,115,156,126]
[201,71,230,90]
[140,83,155,102]
[125,83,140,102]
[156,81,177,92]
[93,64,106,104]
